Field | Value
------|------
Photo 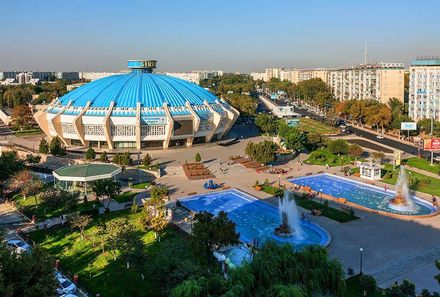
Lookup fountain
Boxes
[275,190,304,239]
[389,166,416,212]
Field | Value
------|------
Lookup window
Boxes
[111,125,135,136]
[84,125,104,136]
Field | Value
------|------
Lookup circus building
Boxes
[34,60,239,150]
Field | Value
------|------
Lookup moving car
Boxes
[376,134,384,139]
[6,239,31,254]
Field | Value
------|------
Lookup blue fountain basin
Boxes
[289,174,436,216]
[178,189,331,248]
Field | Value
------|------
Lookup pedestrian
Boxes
[326,163,329,170]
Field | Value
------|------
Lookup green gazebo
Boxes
[53,163,122,194]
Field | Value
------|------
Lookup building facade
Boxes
[79,72,124,81]
[408,58,440,120]
[280,68,328,84]
[34,60,239,150]
[328,62,404,103]
[164,70,223,85]
[265,68,281,81]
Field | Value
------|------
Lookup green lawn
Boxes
[299,117,338,135]
[346,275,383,297]
[260,185,358,223]
[403,157,440,176]
[14,128,44,137]
[15,195,100,221]
[28,210,217,297]
[382,164,440,196]
[131,182,151,190]
[305,149,357,167]
[114,191,137,203]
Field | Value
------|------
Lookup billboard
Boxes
[423,138,440,151]
[401,122,417,131]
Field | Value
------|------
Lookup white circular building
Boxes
[34,60,239,150]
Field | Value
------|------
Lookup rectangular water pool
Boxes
[290,174,434,216]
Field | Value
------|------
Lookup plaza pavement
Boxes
[148,136,440,292]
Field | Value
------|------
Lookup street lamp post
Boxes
[320,188,323,203]
[359,248,364,275]
[278,175,281,189]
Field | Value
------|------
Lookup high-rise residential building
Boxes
[408,58,440,121]
[265,68,281,81]
[164,70,223,85]
[55,72,80,81]
[250,72,266,81]
[280,68,328,84]
[16,72,33,84]
[328,62,404,103]
[79,72,124,81]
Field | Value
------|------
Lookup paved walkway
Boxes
[405,164,440,180]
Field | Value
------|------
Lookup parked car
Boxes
[56,277,77,295]
[6,239,31,254]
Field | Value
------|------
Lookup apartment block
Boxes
[408,58,440,120]
[328,62,404,103]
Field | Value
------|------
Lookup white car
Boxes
[56,277,77,295]
[376,134,384,139]
[6,239,31,254]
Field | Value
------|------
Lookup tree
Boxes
[8,170,34,199]
[385,280,416,297]
[69,214,92,240]
[173,242,346,297]
[372,151,385,164]
[0,244,57,297]
[328,139,349,155]
[49,136,65,156]
[3,85,33,107]
[195,152,201,163]
[11,105,35,130]
[112,152,132,167]
[92,179,122,210]
[359,274,377,295]
[192,211,240,258]
[85,147,96,161]
[348,144,363,160]
[142,153,152,167]
[39,138,49,154]
[141,201,168,237]
[306,132,323,150]
[99,151,109,163]
[25,153,41,164]
[278,124,307,152]
[255,114,278,134]
[245,141,278,164]
[40,189,79,210]
[105,218,143,261]
[0,151,25,198]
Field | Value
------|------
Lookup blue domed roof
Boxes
[58,73,219,108]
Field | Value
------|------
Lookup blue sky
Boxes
[0,0,439,72]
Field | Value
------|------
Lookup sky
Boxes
[0,0,439,73]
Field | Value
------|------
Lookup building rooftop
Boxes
[57,60,219,109]
[53,163,121,181]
